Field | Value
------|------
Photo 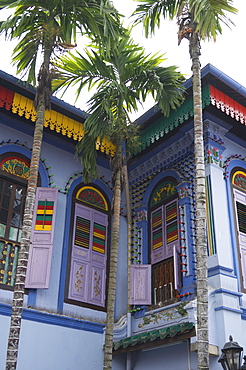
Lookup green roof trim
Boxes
[113,322,195,353]
[133,84,211,155]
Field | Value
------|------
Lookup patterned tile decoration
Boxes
[74,217,90,249]
[35,200,54,231]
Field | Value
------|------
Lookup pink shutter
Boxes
[26,187,58,288]
[68,204,108,307]
[173,245,181,292]
[88,264,106,307]
[234,190,246,289]
[130,265,151,305]
[68,259,90,302]
[151,206,165,264]
[68,204,92,302]
[88,210,108,307]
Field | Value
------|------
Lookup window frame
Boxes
[148,178,181,307]
[65,183,110,312]
[231,168,246,293]
[0,152,32,289]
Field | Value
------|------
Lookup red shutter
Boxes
[234,189,246,289]
[25,187,58,288]
[130,264,152,305]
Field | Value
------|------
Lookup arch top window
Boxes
[232,169,246,292]
[149,178,181,306]
[66,184,110,310]
[0,153,31,288]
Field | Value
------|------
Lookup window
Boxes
[149,179,181,306]
[232,170,246,291]
[0,154,29,287]
[66,185,109,310]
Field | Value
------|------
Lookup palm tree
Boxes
[133,1,237,369]
[54,32,185,369]
[0,1,121,369]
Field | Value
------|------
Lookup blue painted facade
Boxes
[0,64,246,369]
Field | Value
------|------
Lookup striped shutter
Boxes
[165,200,179,258]
[234,189,246,289]
[26,187,58,288]
[151,206,165,264]
[68,203,107,307]
[130,264,151,305]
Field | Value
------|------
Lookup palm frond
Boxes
[133,0,180,36]
[189,0,237,40]
[54,32,185,179]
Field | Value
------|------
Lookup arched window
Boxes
[232,169,246,292]
[149,178,181,305]
[0,153,30,287]
[66,184,110,310]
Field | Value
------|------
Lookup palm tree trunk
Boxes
[103,144,123,370]
[189,33,209,370]
[5,48,51,370]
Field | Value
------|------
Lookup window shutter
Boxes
[173,245,181,292]
[165,200,179,258]
[130,264,151,305]
[68,204,92,302]
[68,204,108,307]
[26,187,58,289]
[88,210,108,307]
[151,206,165,264]
[234,189,246,289]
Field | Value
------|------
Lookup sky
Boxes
[0,0,245,119]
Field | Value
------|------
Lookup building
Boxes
[0,64,246,369]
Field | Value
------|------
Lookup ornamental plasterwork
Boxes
[75,266,84,293]
[204,144,223,168]
[137,304,188,329]
[129,131,193,184]
[232,171,246,190]
[0,158,30,179]
[178,186,190,199]
[93,270,101,297]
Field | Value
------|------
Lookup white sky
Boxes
[0,0,245,119]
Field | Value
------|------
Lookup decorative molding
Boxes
[0,302,104,333]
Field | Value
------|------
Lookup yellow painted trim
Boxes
[76,186,108,211]
[11,92,115,155]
